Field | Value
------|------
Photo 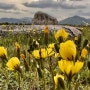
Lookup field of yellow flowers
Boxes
[0,25,90,90]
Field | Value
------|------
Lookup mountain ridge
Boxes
[0,17,32,24]
[59,15,90,25]
[0,16,90,25]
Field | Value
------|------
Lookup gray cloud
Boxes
[70,0,83,1]
[60,2,86,9]
[0,8,23,14]
[23,0,57,8]
[0,3,15,10]
[82,12,90,16]
[23,0,86,9]
[0,2,28,14]
[77,10,90,16]
[0,0,89,20]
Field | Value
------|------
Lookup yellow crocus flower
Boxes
[44,26,49,34]
[20,54,25,60]
[0,46,7,59]
[58,60,84,78]
[54,29,68,41]
[32,50,40,59]
[15,42,20,50]
[60,40,76,60]
[81,48,88,58]
[32,48,47,59]
[32,48,54,59]
[6,57,20,72]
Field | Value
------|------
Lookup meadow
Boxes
[0,24,90,90]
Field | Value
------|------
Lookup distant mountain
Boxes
[59,16,90,25]
[0,17,32,24]
[1,16,90,25]
[87,19,90,24]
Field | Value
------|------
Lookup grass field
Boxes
[82,26,90,40]
[0,25,90,90]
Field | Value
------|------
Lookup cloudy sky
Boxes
[0,0,90,20]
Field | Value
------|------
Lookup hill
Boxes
[59,16,90,25]
[0,17,32,24]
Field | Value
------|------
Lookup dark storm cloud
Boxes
[0,3,15,10]
[23,0,86,9]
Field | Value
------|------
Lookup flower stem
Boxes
[49,57,55,90]
[18,72,21,90]
[67,80,71,90]
[43,69,46,90]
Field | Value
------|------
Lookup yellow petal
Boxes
[60,40,76,60]
[47,48,55,56]
[6,57,20,71]
[54,29,68,41]
[15,42,20,50]
[81,48,88,58]
[0,46,7,58]
[71,61,84,75]
[58,60,65,73]
[44,26,49,34]
[32,50,40,59]
[58,60,73,75]
[40,48,46,58]
[54,73,64,86]
[65,61,73,76]
[55,53,60,58]
[48,43,55,49]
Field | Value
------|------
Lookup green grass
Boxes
[0,25,90,90]
[82,26,90,41]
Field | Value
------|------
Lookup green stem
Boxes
[43,69,46,90]
[38,58,46,90]
[29,54,31,66]
[49,57,55,90]
[18,72,21,90]
[67,80,71,90]
[17,49,20,59]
